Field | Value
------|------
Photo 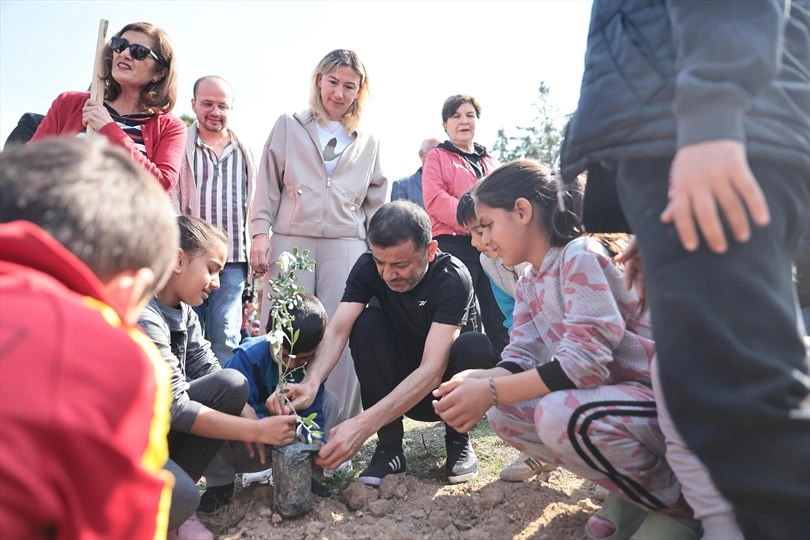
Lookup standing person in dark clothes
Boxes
[559,2,810,538]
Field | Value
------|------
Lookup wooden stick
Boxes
[87,19,109,139]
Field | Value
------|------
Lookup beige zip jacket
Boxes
[251,109,387,239]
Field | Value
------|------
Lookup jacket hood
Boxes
[438,140,490,158]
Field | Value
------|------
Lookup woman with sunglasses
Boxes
[31,22,185,192]
[250,49,387,433]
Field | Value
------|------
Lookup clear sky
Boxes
[0,0,592,181]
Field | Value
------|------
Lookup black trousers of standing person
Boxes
[349,305,499,448]
[435,234,509,354]
[616,157,810,540]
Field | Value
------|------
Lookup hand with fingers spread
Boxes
[662,140,770,254]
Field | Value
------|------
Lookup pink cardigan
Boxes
[422,147,499,237]
[31,91,186,191]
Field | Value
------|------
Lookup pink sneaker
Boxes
[167,514,213,540]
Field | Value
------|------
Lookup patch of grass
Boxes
[304,416,521,493]
[225,415,528,507]
[376,417,519,483]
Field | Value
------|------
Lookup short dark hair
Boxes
[441,94,482,123]
[266,293,327,354]
[177,216,227,258]
[0,138,178,289]
[367,200,432,251]
[456,189,477,228]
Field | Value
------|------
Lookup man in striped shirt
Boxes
[175,76,256,364]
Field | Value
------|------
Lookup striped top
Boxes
[76,105,151,156]
[192,134,248,262]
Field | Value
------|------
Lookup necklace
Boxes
[327,120,341,134]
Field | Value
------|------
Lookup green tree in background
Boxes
[491,81,567,167]
[179,113,195,127]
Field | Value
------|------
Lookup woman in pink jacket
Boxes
[31,22,186,192]
[422,94,508,353]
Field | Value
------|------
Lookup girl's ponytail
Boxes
[548,170,585,247]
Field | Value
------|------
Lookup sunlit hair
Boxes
[368,200,432,251]
[472,159,585,247]
[0,138,178,292]
[309,49,369,133]
[101,22,177,114]
[266,293,328,354]
[177,216,227,258]
[441,94,482,123]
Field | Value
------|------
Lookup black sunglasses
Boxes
[110,36,168,67]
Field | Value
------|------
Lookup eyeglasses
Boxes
[195,100,232,113]
[110,36,168,67]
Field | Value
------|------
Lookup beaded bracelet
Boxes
[488,377,498,406]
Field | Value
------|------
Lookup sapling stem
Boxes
[267,248,323,444]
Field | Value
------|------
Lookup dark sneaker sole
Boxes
[357,471,405,487]
[447,469,478,484]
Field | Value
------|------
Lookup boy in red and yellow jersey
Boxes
[0,139,180,539]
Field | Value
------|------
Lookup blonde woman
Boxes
[251,49,387,431]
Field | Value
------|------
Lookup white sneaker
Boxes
[499,453,556,482]
[241,467,273,487]
[323,459,354,478]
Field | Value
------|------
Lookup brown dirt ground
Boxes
[199,420,601,540]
